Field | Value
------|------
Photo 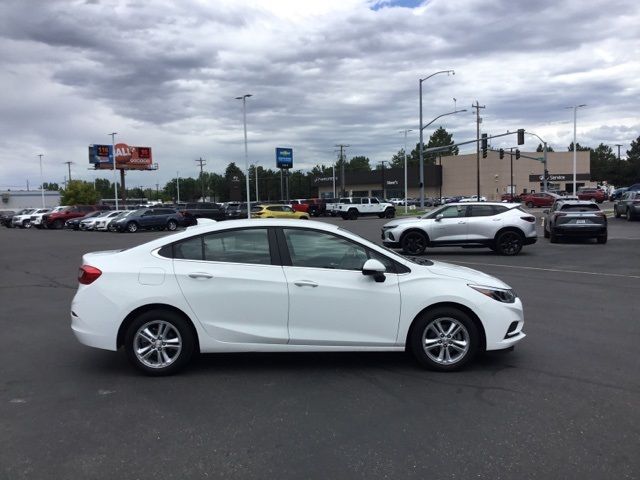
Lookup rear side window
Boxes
[203,229,271,264]
[467,205,496,217]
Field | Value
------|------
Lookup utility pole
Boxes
[38,154,45,208]
[195,157,206,202]
[472,101,486,199]
[335,144,349,197]
[63,161,73,182]
[109,132,118,210]
[379,161,389,199]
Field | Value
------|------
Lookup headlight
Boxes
[468,284,517,303]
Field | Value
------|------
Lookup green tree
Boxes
[224,162,246,200]
[626,135,640,184]
[41,182,60,191]
[536,143,555,152]
[347,156,371,172]
[590,143,617,182]
[398,127,458,167]
[60,180,99,205]
[94,178,114,200]
[567,142,592,151]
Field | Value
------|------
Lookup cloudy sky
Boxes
[1,0,638,189]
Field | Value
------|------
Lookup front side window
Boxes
[283,229,369,271]
[439,205,466,218]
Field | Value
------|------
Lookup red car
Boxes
[577,188,607,203]
[521,192,560,208]
[43,205,106,229]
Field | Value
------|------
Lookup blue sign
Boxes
[276,147,293,169]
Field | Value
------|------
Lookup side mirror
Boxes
[435,214,444,221]
[543,209,549,214]
[362,258,386,283]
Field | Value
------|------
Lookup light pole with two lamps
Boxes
[419,70,455,208]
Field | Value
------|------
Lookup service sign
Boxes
[276,147,293,169]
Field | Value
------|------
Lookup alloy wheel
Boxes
[422,317,470,366]
[402,232,427,255]
[497,232,523,255]
[133,320,183,369]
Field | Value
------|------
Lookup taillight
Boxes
[78,265,102,285]
[520,216,536,223]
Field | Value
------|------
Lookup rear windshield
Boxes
[561,204,600,212]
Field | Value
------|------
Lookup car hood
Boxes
[383,217,423,228]
[425,260,511,289]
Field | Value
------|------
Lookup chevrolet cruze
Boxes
[71,219,525,375]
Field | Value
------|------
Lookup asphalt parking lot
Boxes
[2,213,639,479]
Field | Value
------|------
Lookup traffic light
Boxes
[515,149,521,159]
[499,148,504,159]
[481,133,488,158]
[517,129,525,145]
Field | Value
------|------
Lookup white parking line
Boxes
[447,260,640,280]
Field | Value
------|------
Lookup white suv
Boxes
[382,202,537,256]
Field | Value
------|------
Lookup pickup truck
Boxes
[177,202,226,224]
[334,197,395,220]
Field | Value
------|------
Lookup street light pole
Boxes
[418,70,455,208]
[235,94,252,219]
[38,154,45,207]
[109,132,118,210]
[566,104,586,194]
[254,162,259,204]
[400,129,413,214]
[176,171,180,204]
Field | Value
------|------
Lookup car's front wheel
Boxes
[167,220,178,231]
[614,206,621,218]
[526,201,534,208]
[410,307,479,371]
[124,310,196,376]
[384,208,395,218]
[127,222,139,233]
[401,230,428,255]
[495,230,524,256]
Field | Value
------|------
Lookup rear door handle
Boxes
[189,272,213,279]
[294,280,318,288]
[457,221,466,224]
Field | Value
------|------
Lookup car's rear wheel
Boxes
[127,222,139,233]
[384,208,395,218]
[626,209,634,221]
[52,219,64,230]
[167,220,178,231]
[544,227,550,238]
[495,230,524,256]
[550,230,559,243]
[22,220,31,229]
[597,234,607,244]
[526,201,534,208]
[401,231,428,255]
[614,206,621,218]
[347,209,358,220]
[410,307,479,371]
[125,310,195,376]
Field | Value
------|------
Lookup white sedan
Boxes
[71,219,525,375]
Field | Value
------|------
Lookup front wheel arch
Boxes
[117,304,200,353]
[405,302,486,354]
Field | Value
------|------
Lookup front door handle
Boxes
[189,272,213,279]
[457,221,466,224]
[294,280,318,288]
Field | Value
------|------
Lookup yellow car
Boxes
[252,204,310,219]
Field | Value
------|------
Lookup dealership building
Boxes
[1,190,61,209]
[313,150,592,200]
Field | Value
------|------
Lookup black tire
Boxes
[409,307,479,372]
[550,230,559,243]
[597,234,607,244]
[347,209,358,220]
[543,227,550,238]
[626,209,634,221]
[108,223,117,232]
[495,230,524,256]
[526,201,534,208]
[614,206,621,218]
[127,221,139,233]
[22,220,31,229]
[401,230,428,255]
[52,219,64,230]
[124,309,196,376]
[384,208,395,219]
[167,220,178,231]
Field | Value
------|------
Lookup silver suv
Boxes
[382,202,537,256]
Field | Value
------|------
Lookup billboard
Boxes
[276,147,293,169]
[89,143,154,170]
